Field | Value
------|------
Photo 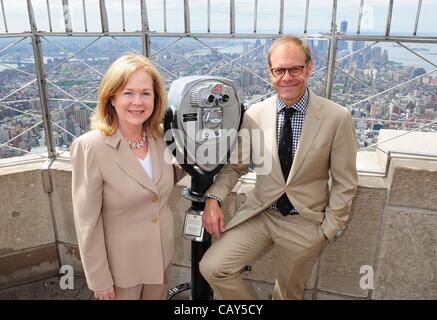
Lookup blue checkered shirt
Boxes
[272,88,309,213]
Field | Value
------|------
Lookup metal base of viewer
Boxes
[168,179,214,300]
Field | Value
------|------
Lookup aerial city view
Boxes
[0,19,436,159]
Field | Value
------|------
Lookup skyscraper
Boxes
[352,41,365,51]
[340,20,348,33]
[317,39,328,52]
[73,106,91,131]
[338,20,348,50]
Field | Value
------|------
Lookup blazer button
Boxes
[152,196,159,203]
[151,215,158,224]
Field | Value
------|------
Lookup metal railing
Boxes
[0,0,436,164]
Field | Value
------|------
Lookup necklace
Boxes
[128,131,146,149]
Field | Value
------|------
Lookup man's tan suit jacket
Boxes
[207,92,358,240]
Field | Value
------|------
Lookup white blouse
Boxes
[137,151,153,180]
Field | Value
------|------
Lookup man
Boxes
[199,36,358,300]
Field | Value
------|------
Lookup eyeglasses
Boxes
[270,65,306,78]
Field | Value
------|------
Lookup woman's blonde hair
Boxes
[91,53,166,137]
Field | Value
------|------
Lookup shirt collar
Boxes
[276,88,309,114]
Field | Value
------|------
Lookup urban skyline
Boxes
[0,7,436,159]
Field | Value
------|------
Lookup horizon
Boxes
[0,1,435,36]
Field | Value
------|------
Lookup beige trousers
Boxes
[114,267,170,300]
[199,208,328,300]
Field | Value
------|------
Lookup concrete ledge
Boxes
[1,155,436,299]
[388,160,437,211]
[51,169,77,245]
[375,130,437,169]
[373,208,437,299]
[316,291,366,300]
[318,184,387,297]
[0,244,59,289]
[0,169,55,251]
[169,179,192,267]
[58,243,83,276]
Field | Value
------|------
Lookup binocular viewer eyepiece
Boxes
[165,76,243,174]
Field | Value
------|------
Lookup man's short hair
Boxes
[268,36,312,66]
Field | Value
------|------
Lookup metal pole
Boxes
[253,0,257,33]
[163,0,167,32]
[46,0,53,32]
[121,0,126,32]
[184,0,190,34]
[325,0,338,99]
[26,0,56,158]
[1,0,8,33]
[207,0,210,33]
[385,0,394,37]
[413,0,422,36]
[230,0,235,35]
[304,0,309,35]
[141,0,150,57]
[62,0,72,33]
[82,0,88,32]
[99,0,109,33]
[357,0,364,34]
[188,176,213,300]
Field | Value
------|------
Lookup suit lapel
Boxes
[147,134,162,184]
[263,96,285,185]
[107,129,158,194]
[287,92,325,184]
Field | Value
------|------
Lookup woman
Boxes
[71,54,183,300]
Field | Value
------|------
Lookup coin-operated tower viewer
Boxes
[164,76,244,300]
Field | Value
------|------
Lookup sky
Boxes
[0,0,436,36]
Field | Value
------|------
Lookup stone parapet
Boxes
[0,156,436,299]
[387,158,437,211]
[373,208,437,299]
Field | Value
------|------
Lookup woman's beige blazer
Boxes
[71,129,179,291]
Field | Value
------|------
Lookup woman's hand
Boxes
[94,287,116,300]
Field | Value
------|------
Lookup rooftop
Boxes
[0,1,436,301]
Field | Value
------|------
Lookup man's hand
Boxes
[94,287,116,300]
[203,198,225,239]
